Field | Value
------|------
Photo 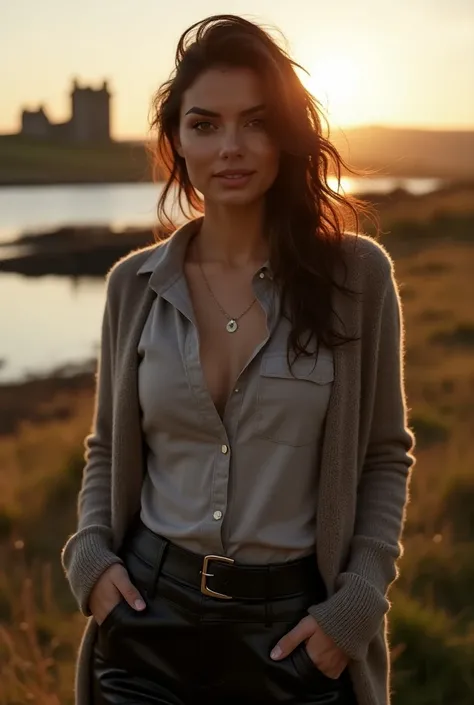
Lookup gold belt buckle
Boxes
[200,554,235,599]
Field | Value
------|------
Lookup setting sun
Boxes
[298,55,365,127]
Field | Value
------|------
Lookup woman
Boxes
[61,14,415,705]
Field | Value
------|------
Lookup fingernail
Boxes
[134,598,146,610]
[270,646,282,660]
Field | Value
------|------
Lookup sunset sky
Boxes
[1,0,473,140]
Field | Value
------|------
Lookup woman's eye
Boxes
[247,118,265,129]
[192,121,215,132]
[190,119,265,132]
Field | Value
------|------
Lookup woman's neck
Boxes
[195,201,269,269]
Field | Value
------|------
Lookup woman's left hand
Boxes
[270,614,349,679]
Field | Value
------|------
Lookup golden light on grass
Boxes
[0,188,473,703]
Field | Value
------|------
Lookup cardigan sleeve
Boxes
[60,270,124,617]
[308,266,416,662]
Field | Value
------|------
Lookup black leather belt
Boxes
[125,517,326,602]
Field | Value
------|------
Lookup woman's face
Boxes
[176,66,280,208]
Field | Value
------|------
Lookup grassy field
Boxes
[0,190,473,703]
[0,136,153,186]
[2,128,474,185]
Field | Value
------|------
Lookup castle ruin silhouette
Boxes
[20,78,111,143]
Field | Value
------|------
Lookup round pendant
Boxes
[226,319,238,333]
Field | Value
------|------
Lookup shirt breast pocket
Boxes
[254,351,334,447]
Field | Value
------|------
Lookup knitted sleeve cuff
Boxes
[60,525,124,617]
[307,572,389,662]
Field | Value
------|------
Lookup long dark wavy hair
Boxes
[147,14,379,362]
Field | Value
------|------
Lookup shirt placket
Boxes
[218,271,280,551]
[165,268,280,555]
[183,323,231,554]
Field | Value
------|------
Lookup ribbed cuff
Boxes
[60,525,124,616]
[307,573,389,662]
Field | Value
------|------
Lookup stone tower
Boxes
[69,78,111,143]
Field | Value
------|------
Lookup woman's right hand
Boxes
[88,562,147,625]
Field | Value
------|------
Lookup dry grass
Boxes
[0,539,85,705]
[0,377,93,523]
[0,192,473,703]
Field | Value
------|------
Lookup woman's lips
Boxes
[214,171,255,187]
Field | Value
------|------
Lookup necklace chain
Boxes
[196,238,258,333]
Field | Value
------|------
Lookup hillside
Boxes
[0,126,473,185]
[0,135,152,186]
[332,126,474,180]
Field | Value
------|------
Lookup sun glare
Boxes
[298,55,365,127]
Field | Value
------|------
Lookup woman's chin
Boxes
[208,189,263,208]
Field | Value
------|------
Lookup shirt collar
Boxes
[136,217,202,294]
[136,216,273,293]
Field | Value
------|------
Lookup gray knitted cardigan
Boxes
[61,220,415,705]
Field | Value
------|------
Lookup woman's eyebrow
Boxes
[184,103,266,117]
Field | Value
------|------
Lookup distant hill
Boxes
[0,134,153,186]
[331,126,474,179]
[0,126,473,185]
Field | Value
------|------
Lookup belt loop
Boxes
[148,537,169,600]
[264,566,273,627]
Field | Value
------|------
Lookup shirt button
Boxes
[221,444,229,454]
[213,510,223,521]
[234,387,239,393]
[259,271,265,279]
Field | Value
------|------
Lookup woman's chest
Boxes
[184,260,270,417]
[192,301,268,418]
[137,295,334,447]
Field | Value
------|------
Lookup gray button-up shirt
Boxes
[137,225,334,564]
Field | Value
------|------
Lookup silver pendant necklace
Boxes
[196,239,257,333]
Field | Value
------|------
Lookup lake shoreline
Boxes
[0,180,473,278]
[0,179,473,387]
[0,224,159,277]
[0,170,459,188]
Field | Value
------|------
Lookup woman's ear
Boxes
[173,129,184,158]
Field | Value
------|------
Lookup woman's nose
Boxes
[219,128,243,159]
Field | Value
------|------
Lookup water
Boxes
[0,274,104,381]
[0,183,164,244]
[0,178,443,244]
[0,178,444,382]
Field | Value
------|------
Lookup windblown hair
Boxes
[147,15,379,362]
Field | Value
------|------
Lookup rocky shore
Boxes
[0,181,473,278]
[0,224,159,277]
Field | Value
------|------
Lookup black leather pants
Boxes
[92,521,358,705]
